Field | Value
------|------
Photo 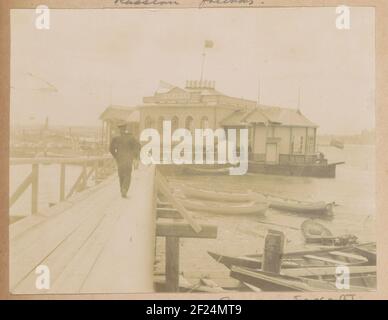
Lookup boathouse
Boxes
[221,106,318,164]
[99,81,319,165]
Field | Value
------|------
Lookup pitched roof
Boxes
[260,106,318,127]
[220,109,250,126]
[99,105,137,122]
[221,108,268,126]
[220,106,318,128]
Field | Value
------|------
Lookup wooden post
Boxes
[262,230,285,274]
[165,237,180,292]
[93,160,99,185]
[80,163,87,191]
[31,164,39,214]
[59,163,66,201]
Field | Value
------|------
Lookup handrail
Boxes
[10,155,112,165]
[10,155,115,215]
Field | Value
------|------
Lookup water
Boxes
[9,145,376,286]
[9,164,86,219]
[155,144,376,283]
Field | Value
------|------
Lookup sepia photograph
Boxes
[8,5,376,295]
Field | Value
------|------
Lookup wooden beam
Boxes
[165,237,180,292]
[66,168,86,200]
[83,166,95,187]
[93,160,99,185]
[157,200,172,208]
[157,208,182,219]
[9,172,33,208]
[10,155,112,166]
[59,163,66,201]
[156,222,217,239]
[155,170,202,233]
[31,164,39,214]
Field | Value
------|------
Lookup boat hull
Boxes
[208,242,376,270]
[269,200,333,215]
[230,266,374,292]
[230,267,338,292]
[248,161,343,178]
[181,199,268,216]
[156,162,344,178]
[183,185,333,215]
[182,185,259,203]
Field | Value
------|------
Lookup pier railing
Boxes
[9,156,115,215]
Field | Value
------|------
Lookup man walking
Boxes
[109,122,140,198]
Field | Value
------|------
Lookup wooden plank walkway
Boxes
[10,165,156,294]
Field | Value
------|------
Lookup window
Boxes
[185,116,194,132]
[144,116,154,129]
[299,136,304,154]
[307,136,315,154]
[171,116,179,132]
[200,116,209,129]
[292,136,304,154]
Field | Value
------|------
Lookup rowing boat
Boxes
[208,242,376,270]
[182,185,260,202]
[182,185,333,215]
[268,197,333,215]
[301,219,358,246]
[180,199,268,216]
[282,265,376,289]
[230,266,374,292]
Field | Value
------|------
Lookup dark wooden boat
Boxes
[301,219,358,246]
[282,265,376,289]
[230,266,374,292]
[248,161,345,178]
[230,266,337,292]
[208,242,376,270]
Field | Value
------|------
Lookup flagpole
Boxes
[200,47,206,83]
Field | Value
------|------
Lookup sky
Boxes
[10,7,375,134]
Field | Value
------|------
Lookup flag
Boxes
[204,40,214,48]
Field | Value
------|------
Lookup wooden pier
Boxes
[9,157,218,294]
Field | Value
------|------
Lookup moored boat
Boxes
[182,185,333,215]
[182,185,259,203]
[282,265,376,289]
[230,266,374,292]
[180,199,268,216]
[208,242,376,270]
[230,266,339,292]
[301,219,358,246]
[268,197,334,215]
